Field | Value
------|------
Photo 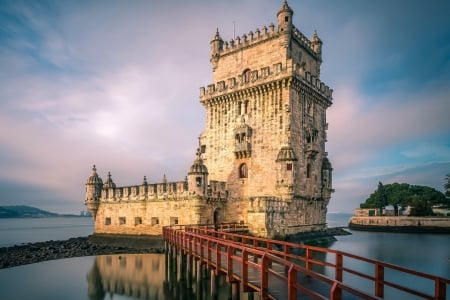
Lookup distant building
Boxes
[85,1,334,238]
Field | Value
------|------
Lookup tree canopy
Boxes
[360,182,449,216]
[445,174,450,197]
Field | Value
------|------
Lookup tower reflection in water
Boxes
[86,253,247,300]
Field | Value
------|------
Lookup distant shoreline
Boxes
[0,215,91,219]
[348,216,450,233]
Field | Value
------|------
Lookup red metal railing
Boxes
[163,224,449,300]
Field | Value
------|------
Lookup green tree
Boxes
[445,174,450,198]
[376,182,387,215]
[360,182,448,216]
[410,195,434,216]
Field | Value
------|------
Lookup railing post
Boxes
[216,242,221,271]
[207,240,211,263]
[242,249,248,290]
[287,264,297,300]
[330,282,342,300]
[335,253,343,282]
[435,278,446,300]
[227,245,233,282]
[306,247,313,271]
[375,262,384,298]
[261,253,269,298]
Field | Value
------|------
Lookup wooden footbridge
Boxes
[163,223,449,300]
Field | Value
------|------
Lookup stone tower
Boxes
[199,1,334,236]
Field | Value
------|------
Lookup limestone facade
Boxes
[85,1,334,238]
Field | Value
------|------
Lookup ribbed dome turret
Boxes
[86,165,103,185]
[277,0,293,17]
[276,145,298,161]
[189,157,208,174]
[188,148,208,174]
[103,172,116,188]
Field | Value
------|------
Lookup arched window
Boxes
[306,163,311,178]
[244,101,249,114]
[239,163,248,178]
[243,69,251,83]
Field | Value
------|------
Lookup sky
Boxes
[0,0,449,214]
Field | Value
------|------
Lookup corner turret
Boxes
[311,30,323,57]
[103,172,116,189]
[210,28,224,70]
[276,139,298,197]
[188,149,208,196]
[85,165,103,219]
[321,153,334,202]
[277,0,293,32]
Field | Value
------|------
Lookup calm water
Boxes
[0,217,93,247]
[0,214,448,300]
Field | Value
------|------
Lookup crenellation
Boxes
[200,63,332,103]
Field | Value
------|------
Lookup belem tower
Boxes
[85,1,334,238]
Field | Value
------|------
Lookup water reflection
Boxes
[87,254,166,299]
[86,253,250,300]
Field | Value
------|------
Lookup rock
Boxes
[0,235,165,269]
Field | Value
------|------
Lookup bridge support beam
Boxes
[196,259,202,290]
[186,254,193,289]
[210,269,217,297]
[231,281,240,300]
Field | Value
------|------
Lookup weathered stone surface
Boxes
[84,1,334,238]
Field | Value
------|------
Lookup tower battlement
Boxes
[214,24,320,60]
[200,63,333,102]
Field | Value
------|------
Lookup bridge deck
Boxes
[163,224,449,300]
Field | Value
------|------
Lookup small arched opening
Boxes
[213,208,221,224]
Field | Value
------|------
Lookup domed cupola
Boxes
[276,145,298,162]
[187,149,208,196]
[86,165,103,186]
[103,172,116,189]
[189,150,209,175]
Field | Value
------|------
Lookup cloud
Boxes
[0,0,449,214]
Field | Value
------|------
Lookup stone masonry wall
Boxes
[94,197,211,235]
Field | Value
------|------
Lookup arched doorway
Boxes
[213,208,221,224]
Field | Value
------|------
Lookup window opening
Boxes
[135,217,142,226]
[239,163,248,178]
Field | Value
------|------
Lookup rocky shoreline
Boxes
[0,235,165,269]
[0,228,351,270]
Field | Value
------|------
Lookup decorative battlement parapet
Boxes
[291,25,314,54]
[200,63,333,102]
[214,23,319,59]
[101,180,189,202]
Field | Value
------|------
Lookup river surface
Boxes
[0,213,448,299]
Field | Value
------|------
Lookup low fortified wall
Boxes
[349,216,450,233]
